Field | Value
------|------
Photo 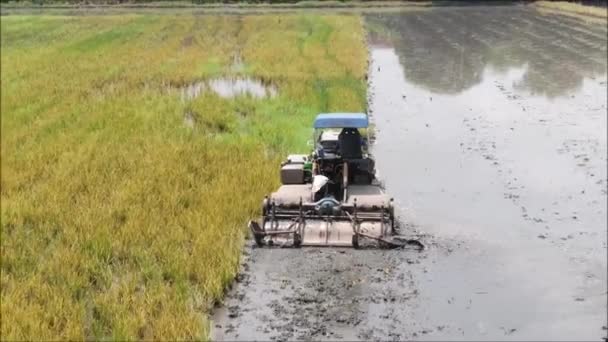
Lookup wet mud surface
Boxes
[213,6,607,341]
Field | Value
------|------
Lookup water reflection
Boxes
[366,6,607,97]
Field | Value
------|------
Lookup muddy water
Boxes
[208,78,277,99]
[178,78,277,101]
[212,6,607,341]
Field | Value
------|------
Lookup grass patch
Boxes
[0,13,367,340]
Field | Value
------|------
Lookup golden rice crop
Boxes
[0,13,367,339]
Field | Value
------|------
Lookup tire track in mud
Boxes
[391,7,605,97]
[535,10,608,38]
[508,15,606,67]
[212,242,431,341]
[464,9,607,55]
[455,8,607,71]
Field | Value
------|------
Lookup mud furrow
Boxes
[534,10,608,37]
[511,13,607,56]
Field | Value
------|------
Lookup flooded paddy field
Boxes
[213,5,607,341]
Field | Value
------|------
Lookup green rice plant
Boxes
[0,13,367,340]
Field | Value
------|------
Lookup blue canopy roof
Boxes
[313,113,368,129]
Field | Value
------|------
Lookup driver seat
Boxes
[338,128,363,159]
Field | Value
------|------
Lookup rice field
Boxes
[0,14,367,339]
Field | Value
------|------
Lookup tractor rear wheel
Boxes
[352,234,359,249]
[293,233,302,248]
[254,234,264,247]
